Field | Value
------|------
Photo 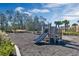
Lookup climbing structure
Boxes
[34,23,64,45]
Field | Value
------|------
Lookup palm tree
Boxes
[63,20,69,31]
[54,21,63,34]
[54,21,62,29]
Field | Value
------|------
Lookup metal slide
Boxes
[34,32,48,43]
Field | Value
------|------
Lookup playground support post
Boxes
[41,25,44,34]
[48,23,51,39]
[59,29,63,39]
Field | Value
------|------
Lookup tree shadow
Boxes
[62,45,79,51]
[35,39,79,51]
[62,40,79,51]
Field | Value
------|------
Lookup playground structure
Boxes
[34,23,64,45]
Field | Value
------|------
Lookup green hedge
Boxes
[0,30,15,56]
[63,31,79,35]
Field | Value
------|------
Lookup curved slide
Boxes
[34,32,48,43]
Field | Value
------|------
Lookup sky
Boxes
[0,3,79,26]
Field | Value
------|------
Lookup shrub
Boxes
[63,31,79,36]
[0,30,15,56]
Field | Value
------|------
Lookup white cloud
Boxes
[65,10,79,16]
[62,7,79,21]
[63,17,78,21]
[29,9,50,13]
[15,7,32,16]
[43,3,65,8]
[15,7,25,13]
[15,7,50,16]
[51,4,79,21]
[24,12,32,16]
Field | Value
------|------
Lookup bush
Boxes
[0,30,15,56]
[63,31,79,36]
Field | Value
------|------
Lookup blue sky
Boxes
[0,3,79,26]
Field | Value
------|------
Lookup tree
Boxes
[54,21,63,38]
[5,10,13,31]
[11,11,19,31]
[63,20,69,31]
[72,23,78,32]
[12,11,25,30]
[22,13,29,29]
[26,15,34,31]
[77,20,79,24]
[0,9,47,33]
[16,11,23,29]
[54,21,63,34]
[72,23,78,26]
[40,16,46,33]
[0,13,6,31]
[54,21,62,28]
[33,16,39,31]
[40,16,46,25]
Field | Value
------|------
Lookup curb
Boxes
[14,45,21,56]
